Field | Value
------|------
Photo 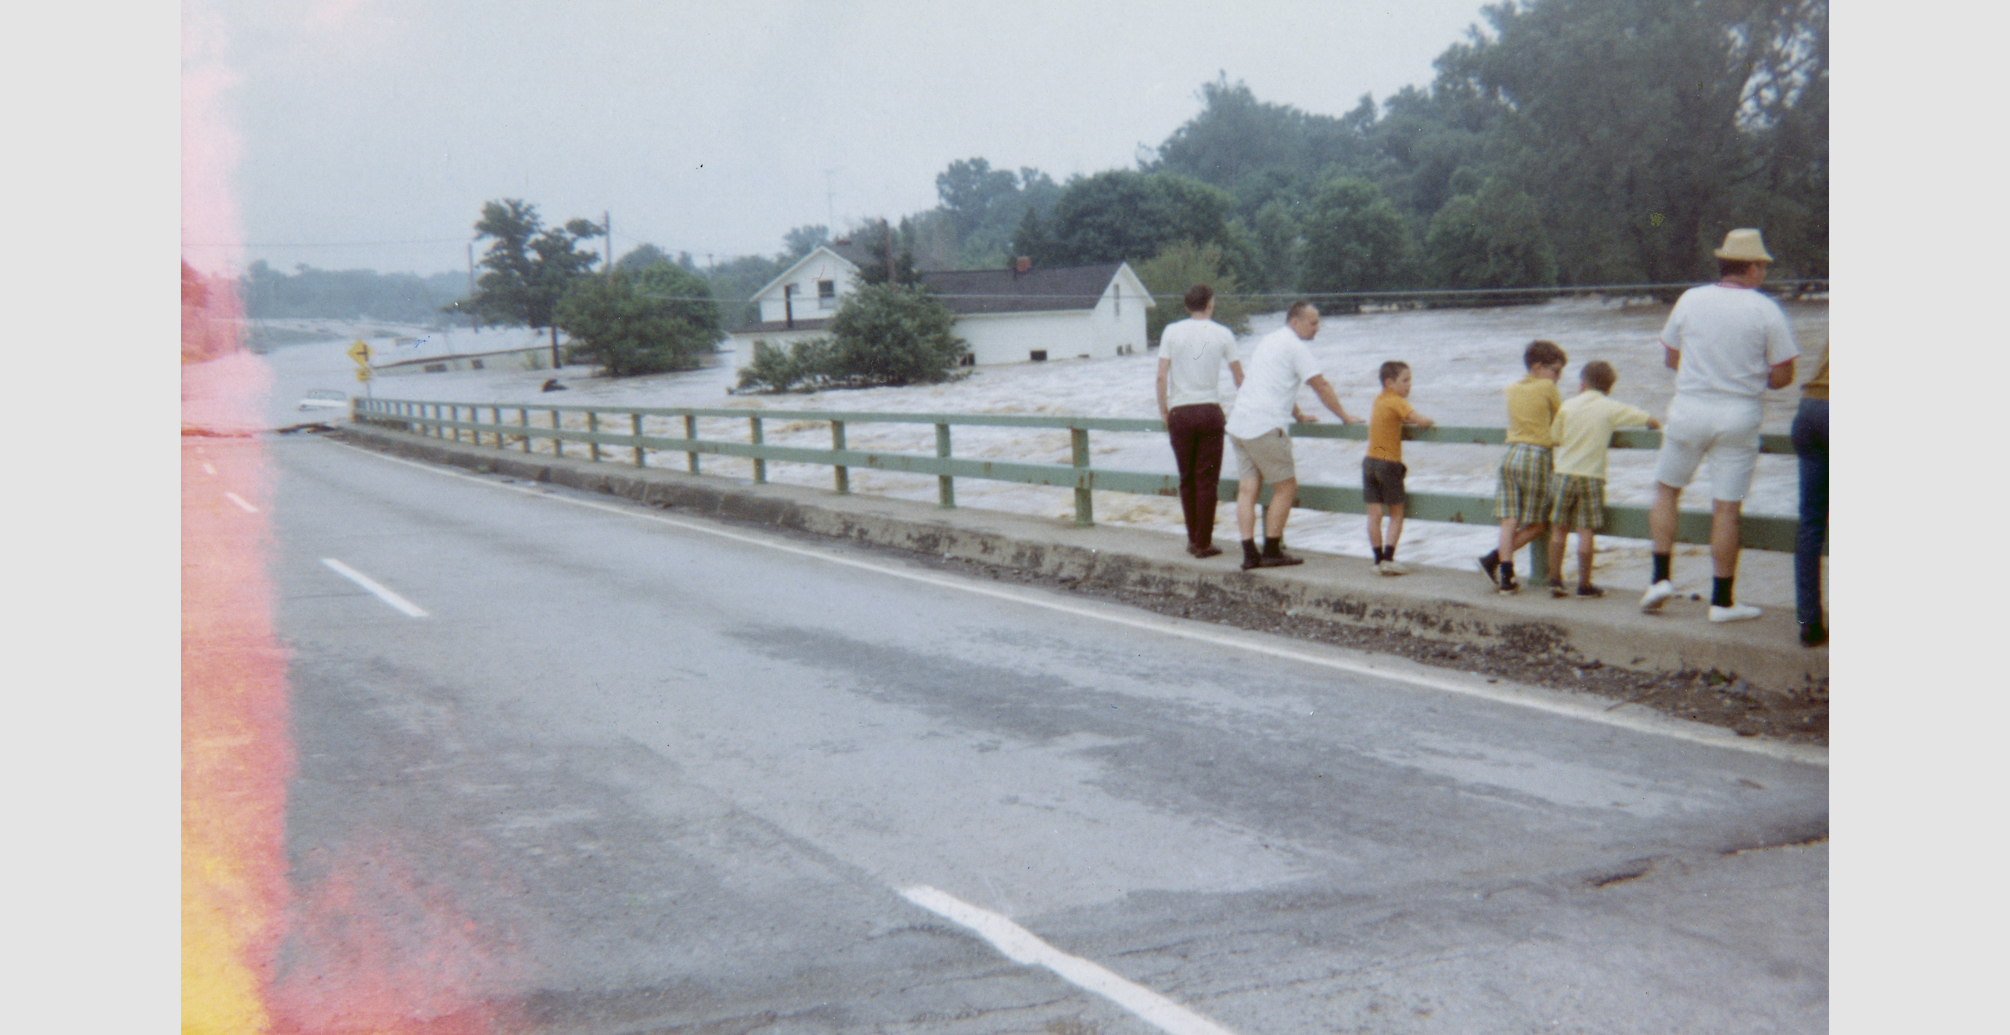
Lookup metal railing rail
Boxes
[352,397,1799,554]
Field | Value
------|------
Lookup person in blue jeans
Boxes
[1791,350,1828,646]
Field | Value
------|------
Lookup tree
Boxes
[824,283,965,386]
[1437,0,1828,284]
[1299,177,1414,310]
[849,218,922,286]
[1038,170,1260,288]
[781,224,829,261]
[555,264,720,378]
[1134,242,1253,347]
[1422,179,1558,297]
[468,199,605,366]
[556,266,718,378]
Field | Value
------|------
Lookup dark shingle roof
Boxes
[921,263,1124,316]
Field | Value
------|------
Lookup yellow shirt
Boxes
[1504,375,1562,447]
[1367,390,1415,462]
[1550,390,1653,480]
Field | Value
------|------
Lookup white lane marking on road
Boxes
[327,439,1825,767]
[223,492,259,513]
[320,557,430,618]
[901,885,1242,1035]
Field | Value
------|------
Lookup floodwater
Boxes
[214,294,1829,606]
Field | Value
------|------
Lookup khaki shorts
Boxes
[1230,428,1296,483]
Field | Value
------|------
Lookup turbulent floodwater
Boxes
[223,295,1828,605]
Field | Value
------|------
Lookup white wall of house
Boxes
[754,250,860,324]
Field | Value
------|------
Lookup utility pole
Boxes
[466,241,480,333]
[604,210,613,279]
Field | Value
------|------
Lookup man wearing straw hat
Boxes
[1640,228,1800,622]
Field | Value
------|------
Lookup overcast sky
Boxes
[184,0,1497,277]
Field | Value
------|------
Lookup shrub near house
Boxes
[737,284,967,393]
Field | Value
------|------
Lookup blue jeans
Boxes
[1791,398,1828,626]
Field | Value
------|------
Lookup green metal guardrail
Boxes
[352,397,1799,559]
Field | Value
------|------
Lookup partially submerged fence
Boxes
[352,397,1798,556]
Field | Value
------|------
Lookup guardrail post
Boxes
[519,407,531,453]
[587,410,601,462]
[450,404,461,443]
[936,423,954,508]
[832,420,849,494]
[750,416,765,483]
[490,406,501,448]
[551,409,563,458]
[1528,535,1551,585]
[685,414,700,473]
[1071,426,1093,527]
[632,413,645,467]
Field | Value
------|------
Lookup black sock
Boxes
[1712,576,1734,608]
[1651,552,1672,584]
[1263,536,1284,557]
[1373,546,1390,563]
[1384,544,1396,562]
[1242,539,1261,563]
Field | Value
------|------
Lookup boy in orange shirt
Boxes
[1364,361,1434,575]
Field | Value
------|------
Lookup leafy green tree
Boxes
[1037,170,1260,288]
[1438,0,1828,284]
[734,338,835,394]
[849,218,923,286]
[1422,179,1558,296]
[824,283,966,386]
[1134,242,1253,346]
[555,264,720,378]
[1299,177,1413,309]
[468,198,605,366]
[933,158,1061,267]
[781,224,830,260]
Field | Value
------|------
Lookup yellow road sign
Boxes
[347,339,371,365]
[355,367,373,383]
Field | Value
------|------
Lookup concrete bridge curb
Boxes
[334,422,1827,696]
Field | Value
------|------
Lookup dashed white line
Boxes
[320,557,430,617]
[902,885,1241,1035]
[223,492,258,513]
[323,438,1825,767]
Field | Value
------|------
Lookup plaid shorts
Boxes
[1549,473,1605,531]
[1493,443,1555,525]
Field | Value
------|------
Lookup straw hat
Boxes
[1712,228,1774,263]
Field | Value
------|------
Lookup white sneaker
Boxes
[1709,603,1762,623]
[1378,560,1408,576]
[1640,580,1678,612]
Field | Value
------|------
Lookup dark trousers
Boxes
[1791,398,1828,626]
[1166,403,1227,548]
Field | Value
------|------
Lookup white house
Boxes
[727,243,1152,371]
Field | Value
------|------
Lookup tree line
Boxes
[224,0,1825,376]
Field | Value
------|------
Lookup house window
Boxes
[817,279,836,309]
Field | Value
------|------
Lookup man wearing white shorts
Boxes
[1641,229,1800,622]
[1224,301,1361,570]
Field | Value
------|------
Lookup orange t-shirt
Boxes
[1367,390,1414,462]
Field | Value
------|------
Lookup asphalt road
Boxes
[233,431,1826,1035]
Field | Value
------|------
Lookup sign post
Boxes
[349,339,373,402]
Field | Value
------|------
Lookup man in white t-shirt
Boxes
[1224,300,1362,570]
[1640,228,1800,622]
[1156,284,1244,558]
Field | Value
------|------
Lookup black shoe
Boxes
[1478,552,1501,587]
[1497,575,1520,595]
[1800,621,1827,647]
[1548,580,1569,598]
[1241,553,1264,571]
[1576,584,1607,598]
[1260,551,1305,567]
[1188,543,1222,559]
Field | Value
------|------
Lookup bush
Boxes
[555,265,721,378]
[736,284,967,393]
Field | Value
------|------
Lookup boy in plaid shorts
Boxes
[1478,339,1566,594]
[1543,360,1660,597]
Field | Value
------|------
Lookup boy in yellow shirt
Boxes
[1478,339,1566,594]
[1363,361,1434,575]
[1544,360,1660,597]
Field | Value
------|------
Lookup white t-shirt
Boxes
[1659,284,1800,402]
[1225,325,1323,440]
[1159,317,1239,409]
